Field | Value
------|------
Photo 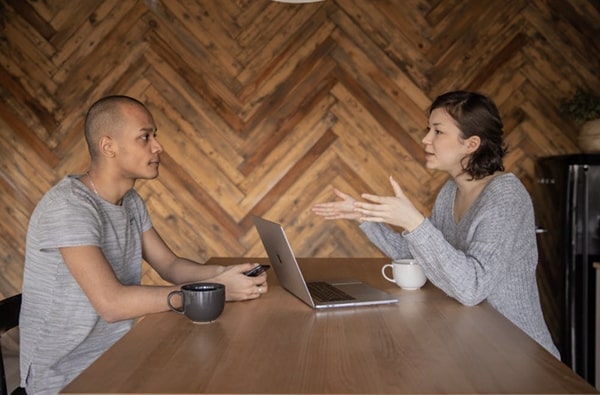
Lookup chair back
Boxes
[0,294,22,395]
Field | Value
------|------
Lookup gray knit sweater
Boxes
[360,173,560,358]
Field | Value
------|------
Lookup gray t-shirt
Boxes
[361,173,560,358]
[20,175,153,394]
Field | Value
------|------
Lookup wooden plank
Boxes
[0,86,60,167]
[332,66,426,164]
[429,0,529,92]
[5,0,56,40]
[238,94,338,214]
[237,4,333,96]
[238,47,338,175]
[51,0,139,74]
[334,0,430,89]
[144,21,245,132]
[237,15,336,119]
[239,129,338,231]
[0,12,59,104]
[523,0,600,90]
[330,34,429,140]
[161,0,241,76]
[143,0,242,91]
[328,8,431,109]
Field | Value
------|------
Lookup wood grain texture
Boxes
[1,0,599,317]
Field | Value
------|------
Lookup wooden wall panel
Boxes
[1,0,599,302]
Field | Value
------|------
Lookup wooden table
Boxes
[62,258,597,394]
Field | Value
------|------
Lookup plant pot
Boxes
[577,118,600,153]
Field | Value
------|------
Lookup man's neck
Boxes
[86,169,134,205]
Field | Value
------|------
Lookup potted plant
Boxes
[560,88,600,153]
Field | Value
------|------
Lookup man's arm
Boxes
[60,228,268,323]
[60,245,179,323]
[141,227,268,302]
[140,227,225,283]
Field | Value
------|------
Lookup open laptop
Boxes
[252,216,398,309]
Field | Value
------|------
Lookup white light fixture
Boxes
[272,0,324,3]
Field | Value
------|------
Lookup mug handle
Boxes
[167,290,184,314]
[381,264,395,282]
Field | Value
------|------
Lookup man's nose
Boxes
[151,137,163,153]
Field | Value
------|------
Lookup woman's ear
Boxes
[99,136,116,158]
[466,136,481,154]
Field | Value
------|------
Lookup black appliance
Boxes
[533,154,600,386]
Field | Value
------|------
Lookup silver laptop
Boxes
[252,216,398,309]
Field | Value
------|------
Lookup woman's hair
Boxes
[429,91,508,179]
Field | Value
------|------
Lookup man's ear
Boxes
[99,136,116,158]
[466,136,481,154]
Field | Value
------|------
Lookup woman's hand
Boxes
[312,188,363,222]
[211,263,269,301]
[354,176,425,231]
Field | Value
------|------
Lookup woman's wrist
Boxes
[404,214,425,233]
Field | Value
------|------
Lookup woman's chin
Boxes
[424,160,436,169]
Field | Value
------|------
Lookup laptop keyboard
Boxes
[307,281,356,303]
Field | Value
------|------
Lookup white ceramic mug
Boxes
[381,259,427,290]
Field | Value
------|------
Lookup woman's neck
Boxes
[454,171,501,194]
[452,172,501,223]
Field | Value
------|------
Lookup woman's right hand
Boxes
[312,188,362,222]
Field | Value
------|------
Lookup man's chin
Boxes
[140,169,160,180]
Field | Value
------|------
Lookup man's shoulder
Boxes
[44,175,86,198]
[34,175,95,216]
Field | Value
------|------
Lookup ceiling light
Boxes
[272,0,325,3]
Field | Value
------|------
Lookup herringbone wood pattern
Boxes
[1,0,599,300]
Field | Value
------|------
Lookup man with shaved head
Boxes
[19,95,268,394]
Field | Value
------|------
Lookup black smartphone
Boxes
[244,264,271,277]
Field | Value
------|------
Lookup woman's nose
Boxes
[422,130,432,145]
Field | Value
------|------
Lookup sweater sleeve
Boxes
[359,222,412,260]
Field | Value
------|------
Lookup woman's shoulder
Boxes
[487,172,526,192]
[439,177,457,193]
[483,172,531,204]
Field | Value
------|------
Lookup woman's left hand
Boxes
[354,176,425,231]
